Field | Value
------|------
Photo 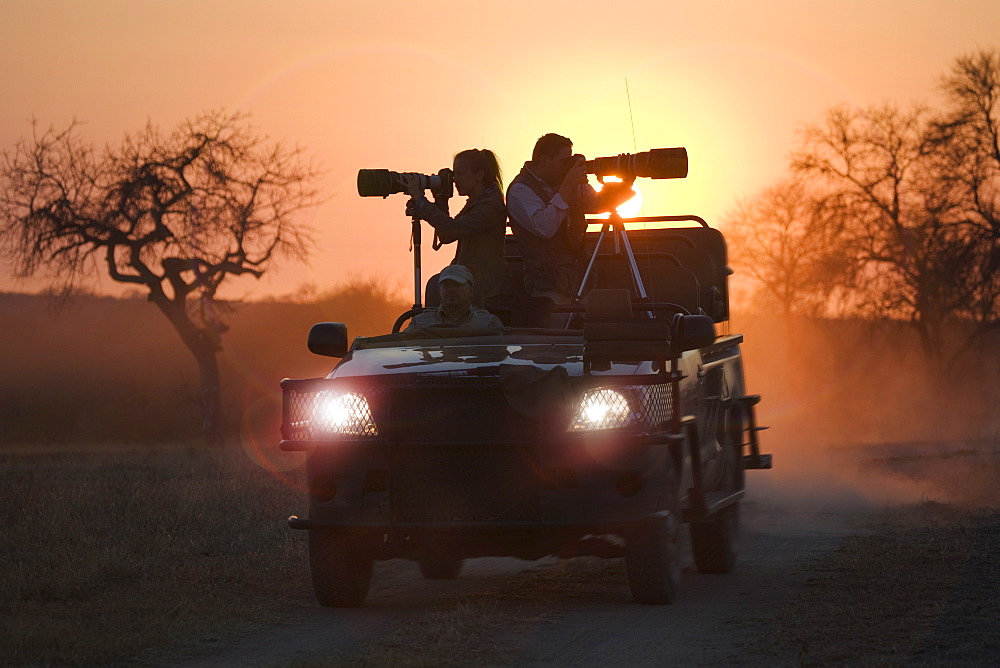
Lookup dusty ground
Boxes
[5,439,998,666]
[170,439,1000,667]
[173,496,852,667]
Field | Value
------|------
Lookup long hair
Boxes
[454,148,503,193]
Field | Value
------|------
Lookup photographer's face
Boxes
[537,146,577,186]
[453,157,484,197]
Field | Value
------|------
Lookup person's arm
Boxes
[401,173,453,232]
[506,182,569,239]
[410,193,505,244]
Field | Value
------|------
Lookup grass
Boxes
[0,442,312,665]
[0,442,629,667]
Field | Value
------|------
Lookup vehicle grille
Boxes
[633,382,673,431]
[384,386,540,522]
[390,445,539,522]
[282,383,389,440]
[282,375,677,522]
[282,377,674,439]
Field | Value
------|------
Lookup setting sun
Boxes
[592,176,644,219]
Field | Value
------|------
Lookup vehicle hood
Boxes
[328,342,645,378]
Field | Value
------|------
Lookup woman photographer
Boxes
[402,148,514,321]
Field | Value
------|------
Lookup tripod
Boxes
[409,216,423,309]
[570,211,653,322]
[406,184,453,310]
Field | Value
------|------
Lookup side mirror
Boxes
[676,315,715,352]
[308,322,349,358]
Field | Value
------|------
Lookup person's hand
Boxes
[557,155,588,205]
[400,173,424,198]
[405,197,420,218]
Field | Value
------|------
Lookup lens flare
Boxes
[239,391,308,493]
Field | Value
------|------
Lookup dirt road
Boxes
[6,440,994,665]
[170,438,1000,666]
[176,465,875,667]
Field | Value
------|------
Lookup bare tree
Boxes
[792,104,978,358]
[927,49,1000,347]
[725,177,852,318]
[0,111,321,444]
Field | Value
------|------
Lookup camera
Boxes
[357,168,455,198]
[585,148,688,180]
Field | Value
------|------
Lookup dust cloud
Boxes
[735,313,1000,511]
[4,291,998,511]
[0,282,406,446]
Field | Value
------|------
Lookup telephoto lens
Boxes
[357,169,453,197]
[357,169,402,197]
[585,148,688,180]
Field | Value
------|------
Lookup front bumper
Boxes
[284,431,679,532]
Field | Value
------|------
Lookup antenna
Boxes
[625,78,642,217]
[625,78,638,152]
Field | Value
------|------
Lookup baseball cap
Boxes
[439,264,474,285]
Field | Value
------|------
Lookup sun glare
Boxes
[592,176,643,219]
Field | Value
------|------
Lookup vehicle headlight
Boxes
[313,391,378,437]
[570,388,635,432]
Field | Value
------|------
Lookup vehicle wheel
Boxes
[690,503,739,573]
[418,557,464,579]
[625,468,681,605]
[308,529,373,607]
[690,402,743,574]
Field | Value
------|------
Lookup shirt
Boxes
[506,165,600,239]
[404,305,503,331]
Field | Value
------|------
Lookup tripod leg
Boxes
[411,218,422,309]
[617,224,654,319]
[574,222,611,302]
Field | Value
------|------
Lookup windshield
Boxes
[328,338,650,379]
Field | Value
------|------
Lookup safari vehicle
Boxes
[280,153,771,607]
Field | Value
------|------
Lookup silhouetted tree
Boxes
[926,48,1000,348]
[792,104,978,358]
[0,111,321,445]
[725,177,853,318]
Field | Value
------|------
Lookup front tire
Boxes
[625,467,681,604]
[690,402,744,574]
[690,504,739,573]
[309,529,373,607]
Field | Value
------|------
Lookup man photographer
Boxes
[506,133,635,327]
[404,264,503,331]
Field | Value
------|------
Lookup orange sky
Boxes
[2,0,999,300]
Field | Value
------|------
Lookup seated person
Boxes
[405,265,503,331]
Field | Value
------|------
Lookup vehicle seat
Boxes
[593,258,701,317]
[424,273,441,308]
